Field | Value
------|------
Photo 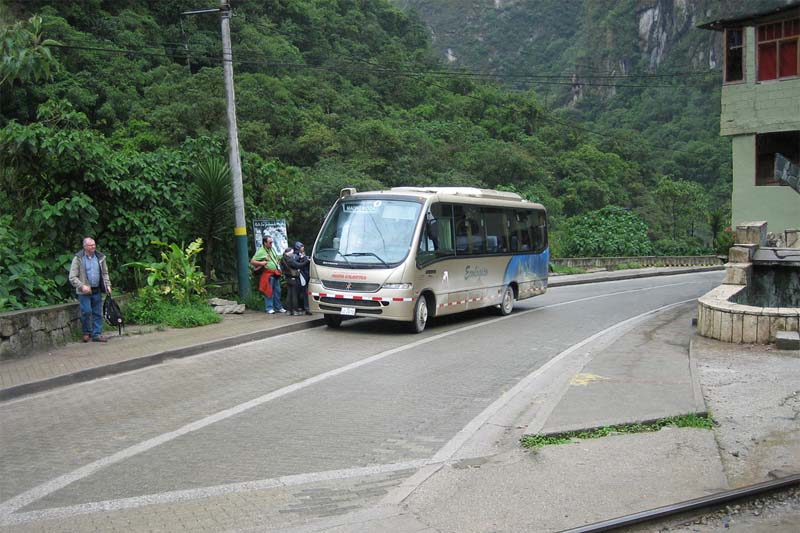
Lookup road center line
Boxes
[0,280,706,521]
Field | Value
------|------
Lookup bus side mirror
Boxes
[426,219,439,250]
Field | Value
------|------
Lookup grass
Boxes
[549,264,587,275]
[125,298,222,328]
[520,413,716,449]
[608,261,644,270]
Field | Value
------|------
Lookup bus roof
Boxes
[389,186,524,201]
[338,186,545,210]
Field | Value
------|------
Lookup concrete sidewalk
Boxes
[0,265,721,402]
[0,311,323,401]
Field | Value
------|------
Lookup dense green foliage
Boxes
[1,1,742,310]
[125,297,222,328]
[560,206,653,257]
[123,238,221,327]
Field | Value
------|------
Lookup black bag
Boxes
[103,295,125,335]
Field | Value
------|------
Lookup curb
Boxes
[0,318,326,402]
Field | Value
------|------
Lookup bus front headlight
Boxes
[309,277,320,284]
[382,283,412,290]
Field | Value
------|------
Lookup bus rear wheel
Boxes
[498,285,514,316]
[409,295,428,333]
[324,314,342,328]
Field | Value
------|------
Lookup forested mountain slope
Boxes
[1,0,779,309]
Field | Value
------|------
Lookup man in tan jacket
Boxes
[68,237,112,342]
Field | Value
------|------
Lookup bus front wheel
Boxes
[409,295,428,333]
[324,314,342,328]
[498,285,514,316]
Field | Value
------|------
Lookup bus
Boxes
[309,187,548,332]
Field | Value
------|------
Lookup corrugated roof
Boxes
[697,2,800,31]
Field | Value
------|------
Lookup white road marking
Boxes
[0,279,707,524]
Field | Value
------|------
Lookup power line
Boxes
[46,42,719,89]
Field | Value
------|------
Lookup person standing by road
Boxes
[279,248,304,315]
[69,237,112,343]
[293,241,311,315]
[250,234,285,314]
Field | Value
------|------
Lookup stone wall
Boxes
[550,255,722,270]
[0,295,131,359]
[0,302,82,359]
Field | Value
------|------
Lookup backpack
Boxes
[103,295,125,335]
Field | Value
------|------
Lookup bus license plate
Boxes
[340,307,356,316]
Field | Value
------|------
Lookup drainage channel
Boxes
[561,473,800,533]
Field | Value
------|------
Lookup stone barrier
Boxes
[0,295,131,360]
[550,255,724,269]
[1,302,81,359]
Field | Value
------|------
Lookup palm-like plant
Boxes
[189,158,233,280]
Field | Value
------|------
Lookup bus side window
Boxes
[527,210,548,252]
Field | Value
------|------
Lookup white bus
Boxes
[309,187,548,332]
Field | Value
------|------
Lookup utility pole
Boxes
[219,0,250,299]
[181,3,250,299]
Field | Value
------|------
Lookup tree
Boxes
[0,15,59,88]
[188,158,233,280]
[655,176,710,240]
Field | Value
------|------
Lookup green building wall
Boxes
[719,27,800,234]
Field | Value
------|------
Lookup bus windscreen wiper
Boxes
[344,252,389,267]
[317,248,350,264]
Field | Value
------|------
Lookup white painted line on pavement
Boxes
[0,460,428,527]
[0,280,706,524]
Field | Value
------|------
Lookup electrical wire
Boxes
[45,42,719,89]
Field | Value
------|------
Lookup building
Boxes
[699,2,800,235]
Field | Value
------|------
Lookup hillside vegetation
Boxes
[0,0,750,310]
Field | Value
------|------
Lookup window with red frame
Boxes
[756,131,800,186]
[757,18,799,81]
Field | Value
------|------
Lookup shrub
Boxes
[123,238,221,327]
[125,239,210,304]
[653,238,712,256]
[560,206,653,258]
[125,297,221,328]
[715,228,735,257]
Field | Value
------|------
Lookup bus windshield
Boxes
[314,198,423,267]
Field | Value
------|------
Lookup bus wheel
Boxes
[410,295,428,333]
[498,285,514,316]
[324,314,342,328]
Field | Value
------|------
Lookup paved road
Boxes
[0,271,724,531]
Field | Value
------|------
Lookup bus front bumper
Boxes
[308,287,415,322]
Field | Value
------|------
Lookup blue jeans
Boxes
[78,291,104,338]
[263,276,283,312]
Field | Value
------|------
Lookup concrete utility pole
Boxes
[219,0,250,299]
[180,2,250,299]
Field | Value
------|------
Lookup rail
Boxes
[561,473,800,532]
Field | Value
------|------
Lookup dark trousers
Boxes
[286,280,300,312]
[78,291,103,338]
[299,282,309,311]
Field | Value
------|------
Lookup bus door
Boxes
[416,203,463,316]
[453,204,490,310]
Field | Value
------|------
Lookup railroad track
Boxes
[561,473,800,532]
